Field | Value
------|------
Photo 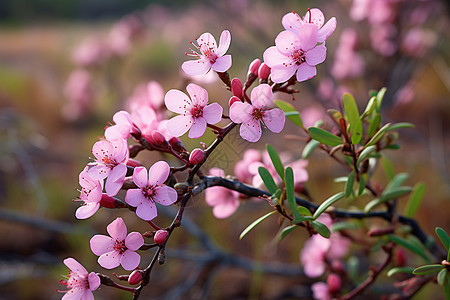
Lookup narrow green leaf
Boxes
[386,122,415,131]
[361,96,377,119]
[343,93,363,144]
[404,182,426,218]
[385,173,409,191]
[367,114,382,139]
[345,171,355,197]
[381,156,395,181]
[293,215,314,224]
[436,227,450,252]
[366,123,391,147]
[279,225,297,241]
[239,211,277,240]
[274,100,303,127]
[364,186,413,212]
[388,235,432,263]
[297,206,312,216]
[438,269,448,286]
[308,127,342,147]
[267,144,284,181]
[313,192,345,219]
[376,87,387,112]
[312,220,331,238]
[258,167,277,194]
[302,139,320,159]
[327,109,343,124]
[387,267,415,277]
[357,145,377,165]
[412,264,444,275]
[444,273,450,300]
[285,167,301,219]
[358,175,366,196]
[331,221,361,232]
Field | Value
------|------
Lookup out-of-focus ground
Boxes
[0,0,449,299]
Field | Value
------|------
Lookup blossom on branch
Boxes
[90,217,144,270]
[229,84,285,142]
[205,168,240,219]
[182,30,232,76]
[59,258,100,300]
[75,166,103,219]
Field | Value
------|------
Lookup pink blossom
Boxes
[105,111,133,141]
[75,166,103,219]
[72,37,109,67]
[263,25,326,83]
[331,28,365,80]
[59,258,100,300]
[311,282,331,300]
[234,149,262,183]
[282,8,337,43]
[300,214,350,278]
[182,30,232,76]
[125,161,178,221]
[229,84,285,142]
[62,69,94,121]
[205,168,240,219]
[90,217,144,270]
[126,81,165,113]
[165,83,223,139]
[88,138,129,196]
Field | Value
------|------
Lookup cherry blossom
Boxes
[90,217,144,270]
[311,282,331,300]
[263,24,326,83]
[88,138,129,196]
[104,110,133,141]
[126,81,165,113]
[234,149,262,184]
[229,84,285,142]
[205,168,240,219]
[182,30,232,76]
[165,83,223,139]
[125,161,178,221]
[282,8,337,43]
[59,258,100,300]
[75,166,103,219]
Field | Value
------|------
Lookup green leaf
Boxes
[313,192,345,219]
[312,220,331,238]
[297,206,312,216]
[331,221,361,232]
[327,109,343,124]
[387,267,415,277]
[358,175,366,196]
[274,100,303,127]
[385,173,409,191]
[438,269,448,286]
[361,96,377,119]
[365,186,413,212]
[239,211,277,240]
[308,127,342,147]
[366,123,391,147]
[412,264,444,275]
[444,272,450,300]
[285,167,301,219]
[381,157,395,181]
[357,145,377,165]
[367,114,382,139]
[436,227,450,252]
[345,171,355,197]
[343,93,363,144]
[293,215,314,224]
[404,182,426,218]
[302,139,320,159]
[258,167,277,194]
[376,87,387,112]
[279,225,297,241]
[388,235,432,263]
[266,144,284,181]
[386,122,415,131]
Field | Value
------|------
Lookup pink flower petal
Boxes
[164,89,191,114]
[63,258,88,275]
[197,32,218,50]
[298,23,319,51]
[203,102,223,124]
[229,102,252,123]
[92,140,113,161]
[240,118,262,142]
[304,8,325,28]
[133,166,148,189]
[148,161,170,186]
[125,232,144,251]
[154,185,178,206]
[166,115,193,137]
[125,188,147,207]
[306,44,327,66]
[318,17,337,43]
[296,63,317,82]
[105,163,127,196]
[90,235,114,256]
[120,250,141,271]
[282,11,302,31]
[262,108,285,133]
[181,59,212,76]
[212,200,239,219]
[263,46,291,68]
[88,272,101,291]
[250,84,273,109]
[98,250,121,269]
[216,30,231,56]
[186,83,208,107]
[75,202,100,219]
[212,55,232,72]
[275,30,301,55]
[311,282,330,300]
[136,200,157,221]
[109,138,129,163]
[188,117,207,138]
[205,187,227,206]
[106,217,127,241]
[62,288,86,300]
[270,65,297,83]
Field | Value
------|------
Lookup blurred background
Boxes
[0,0,449,299]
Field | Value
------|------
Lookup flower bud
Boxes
[327,273,341,294]
[189,148,205,165]
[231,78,244,100]
[169,137,187,153]
[229,96,241,107]
[258,63,271,81]
[128,144,143,158]
[100,194,117,208]
[127,270,143,285]
[154,230,169,245]
[147,130,167,146]
[126,158,142,168]
[248,58,261,76]
[130,124,142,139]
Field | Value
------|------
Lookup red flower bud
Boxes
[229,96,241,107]
[248,58,261,76]
[231,78,244,100]
[258,63,271,81]
[147,130,167,146]
[128,270,143,285]
[100,194,117,209]
[189,148,205,165]
[128,144,143,158]
[126,158,142,168]
[154,230,169,244]
[169,137,187,153]
[327,273,341,294]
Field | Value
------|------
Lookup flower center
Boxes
[291,49,306,65]
[101,156,118,169]
[200,44,218,64]
[113,239,127,254]
[190,104,204,118]
[252,108,265,120]
[66,272,89,289]
[142,185,157,201]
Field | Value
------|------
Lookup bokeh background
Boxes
[0,0,449,299]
